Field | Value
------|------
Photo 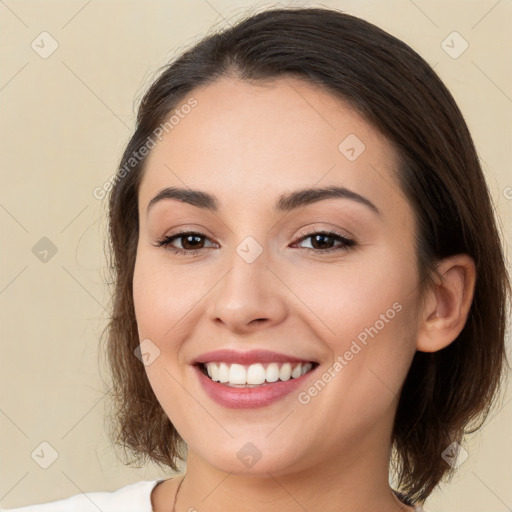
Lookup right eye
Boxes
[154,231,217,255]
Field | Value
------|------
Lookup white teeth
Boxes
[291,364,302,379]
[247,363,266,385]
[203,361,314,386]
[207,363,218,381]
[301,363,312,375]
[228,363,246,384]
[266,363,280,383]
[218,362,229,383]
[279,362,292,381]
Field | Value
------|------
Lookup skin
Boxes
[132,75,476,512]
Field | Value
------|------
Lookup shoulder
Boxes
[1,479,162,512]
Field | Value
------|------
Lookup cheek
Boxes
[289,244,419,407]
[289,259,419,438]
[132,250,199,344]
[288,243,419,349]
[132,251,196,426]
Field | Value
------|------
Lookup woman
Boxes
[5,5,509,512]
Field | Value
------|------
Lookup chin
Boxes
[192,435,311,477]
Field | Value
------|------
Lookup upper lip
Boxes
[193,349,317,366]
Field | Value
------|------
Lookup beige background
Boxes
[1,0,511,510]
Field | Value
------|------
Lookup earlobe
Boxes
[416,254,476,353]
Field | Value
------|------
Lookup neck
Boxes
[173,438,414,512]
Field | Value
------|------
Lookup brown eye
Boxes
[178,233,206,250]
[154,231,216,255]
[294,230,356,253]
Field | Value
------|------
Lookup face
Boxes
[133,76,422,477]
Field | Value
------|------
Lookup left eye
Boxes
[154,230,356,255]
[293,230,356,253]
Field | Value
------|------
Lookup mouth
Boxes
[196,361,319,388]
[192,349,320,408]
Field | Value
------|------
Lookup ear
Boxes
[416,254,476,353]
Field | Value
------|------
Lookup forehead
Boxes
[138,76,403,218]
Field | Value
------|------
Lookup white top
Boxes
[1,479,164,512]
[1,479,427,511]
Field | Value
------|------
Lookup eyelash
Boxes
[154,229,356,256]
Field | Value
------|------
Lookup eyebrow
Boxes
[146,185,380,216]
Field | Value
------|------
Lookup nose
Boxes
[208,247,288,335]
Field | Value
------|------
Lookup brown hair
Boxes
[101,6,511,503]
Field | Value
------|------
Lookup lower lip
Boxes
[194,365,315,409]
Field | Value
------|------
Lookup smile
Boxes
[200,361,316,387]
